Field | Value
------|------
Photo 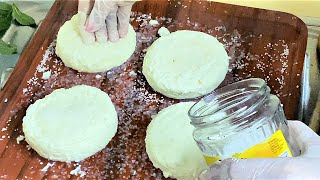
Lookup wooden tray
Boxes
[0,0,307,179]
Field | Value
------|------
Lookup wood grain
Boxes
[0,0,307,179]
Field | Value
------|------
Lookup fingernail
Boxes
[85,23,97,33]
[108,32,120,42]
[96,32,108,43]
[85,15,100,33]
[119,30,128,38]
[109,36,120,42]
[80,33,95,44]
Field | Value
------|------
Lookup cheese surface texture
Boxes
[23,85,118,162]
[145,102,207,179]
[56,13,136,73]
[143,30,229,99]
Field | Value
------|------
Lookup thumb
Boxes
[288,121,320,158]
[201,157,320,179]
[78,12,95,44]
[78,0,95,44]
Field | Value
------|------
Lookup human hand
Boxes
[78,0,138,43]
[199,121,320,179]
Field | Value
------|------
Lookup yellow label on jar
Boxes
[204,156,221,166]
[204,130,292,166]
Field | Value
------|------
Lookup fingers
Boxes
[78,0,95,44]
[288,121,320,157]
[201,122,320,179]
[231,158,320,179]
[85,9,105,33]
[85,1,111,33]
[117,3,133,38]
[95,25,108,43]
[203,158,320,179]
[198,158,234,179]
[78,11,95,44]
[106,9,120,42]
[81,1,135,43]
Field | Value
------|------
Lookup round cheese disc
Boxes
[142,30,229,99]
[145,102,207,179]
[56,13,136,73]
[22,85,118,162]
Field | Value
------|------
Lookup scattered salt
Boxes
[16,135,24,144]
[22,88,28,94]
[215,26,226,31]
[70,165,86,177]
[129,70,137,76]
[95,74,102,79]
[1,127,7,132]
[41,162,55,172]
[36,41,56,73]
[4,99,8,103]
[281,44,289,57]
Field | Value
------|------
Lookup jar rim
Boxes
[188,78,267,122]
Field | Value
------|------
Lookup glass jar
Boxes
[188,78,299,165]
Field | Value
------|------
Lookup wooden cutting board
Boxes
[0,0,307,179]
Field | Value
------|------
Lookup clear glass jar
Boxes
[188,78,299,164]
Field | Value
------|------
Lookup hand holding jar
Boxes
[199,120,320,179]
[189,78,319,179]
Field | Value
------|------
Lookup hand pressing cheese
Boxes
[56,13,136,73]
[78,0,139,43]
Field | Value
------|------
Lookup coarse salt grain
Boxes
[41,162,55,172]
[16,135,24,144]
[129,70,137,76]
[158,27,170,37]
[70,165,86,177]
[22,88,28,94]
[42,71,51,80]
